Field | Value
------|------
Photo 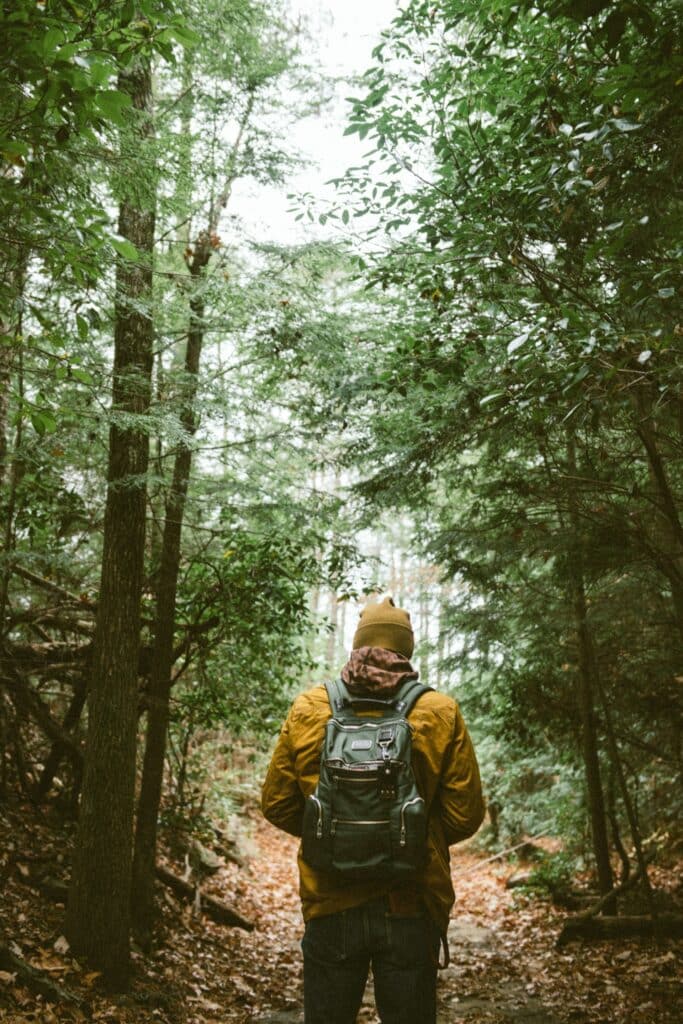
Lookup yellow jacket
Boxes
[261,684,485,934]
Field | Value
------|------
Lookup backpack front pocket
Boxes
[331,818,392,876]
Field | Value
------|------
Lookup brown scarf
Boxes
[340,645,418,696]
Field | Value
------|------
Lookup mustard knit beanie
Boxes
[352,596,414,659]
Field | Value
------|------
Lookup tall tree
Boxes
[65,50,157,984]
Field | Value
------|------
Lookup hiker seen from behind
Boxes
[261,595,485,1024]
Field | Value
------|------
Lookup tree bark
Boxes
[64,54,156,987]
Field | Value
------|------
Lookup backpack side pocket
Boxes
[302,793,333,872]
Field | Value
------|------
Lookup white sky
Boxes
[234,0,399,244]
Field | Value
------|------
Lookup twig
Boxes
[452,829,552,879]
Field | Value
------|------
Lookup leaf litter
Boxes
[1,807,681,1023]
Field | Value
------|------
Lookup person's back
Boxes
[261,596,485,1024]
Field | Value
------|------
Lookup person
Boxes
[261,595,485,1024]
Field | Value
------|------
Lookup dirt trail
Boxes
[1,811,681,1023]
[223,821,681,1024]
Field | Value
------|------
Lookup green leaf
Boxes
[76,314,89,341]
[30,410,57,436]
[42,27,65,58]
[111,237,140,261]
[95,90,131,123]
[71,369,94,385]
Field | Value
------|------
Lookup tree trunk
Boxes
[595,672,655,913]
[0,255,26,635]
[326,588,338,670]
[64,55,156,988]
[0,248,26,496]
[131,288,204,948]
[633,384,683,634]
[419,571,429,684]
[0,321,16,495]
[566,436,614,908]
[337,597,347,665]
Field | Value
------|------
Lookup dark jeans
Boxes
[302,896,440,1024]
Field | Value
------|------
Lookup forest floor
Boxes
[1,804,682,1024]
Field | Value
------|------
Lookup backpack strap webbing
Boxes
[324,677,432,720]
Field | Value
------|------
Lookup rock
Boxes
[447,920,494,947]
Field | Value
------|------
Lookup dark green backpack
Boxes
[301,677,432,879]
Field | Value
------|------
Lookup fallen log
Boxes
[557,913,683,946]
[0,941,87,1010]
[154,864,254,931]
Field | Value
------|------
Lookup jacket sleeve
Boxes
[261,705,305,838]
[438,704,485,846]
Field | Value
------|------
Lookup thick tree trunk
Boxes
[566,437,614,908]
[64,56,155,988]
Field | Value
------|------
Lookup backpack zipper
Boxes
[326,759,406,773]
[331,720,413,734]
[400,796,424,846]
[310,794,323,839]
[333,775,377,785]
[331,817,390,835]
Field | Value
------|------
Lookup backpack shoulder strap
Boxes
[394,679,433,716]
[324,678,357,720]
[325,677,433,719]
